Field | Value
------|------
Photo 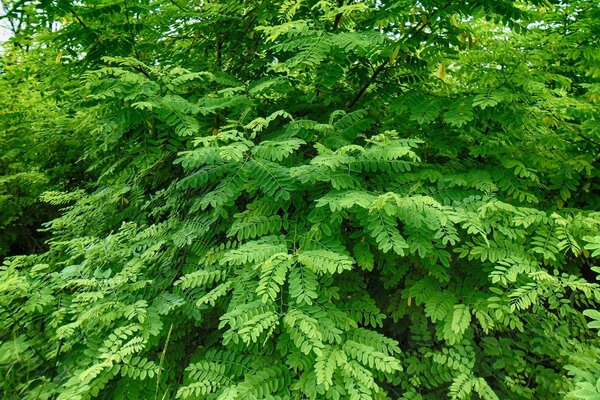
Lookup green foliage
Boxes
[1,0,599,399]
[0,46,83,257]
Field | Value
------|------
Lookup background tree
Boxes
[0,0,599,399]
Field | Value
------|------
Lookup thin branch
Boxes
[164,33,205,40]
[346,2,452,108]
[242,6,257,19]
[332,12,343,30]
[133,64,151,78]
[347,59,389,108]
[1,0,27,35]
[0,305,49,365]
[577,132,600,147]
[243,14,258,33]
[0,0,26,19]
[332,0,347,30]
[216,33,222,66]
[243,3,265,33]
[70,11,88,29]
[168,0,191,13]
[154,324,174,400]
[124,0,140,59]
[52,339,64,378]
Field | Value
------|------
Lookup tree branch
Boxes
[332,0,352,30]
[168,0,191,13]
[123,0,140,59]
[216,34,222,66]
[0,0,26,20]
[578,132,600,148]
[346,2,452,108]
[133,64,151,78]
[70,10,88,29]
[347,59,389,108]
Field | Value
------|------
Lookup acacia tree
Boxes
[0,1,599,399]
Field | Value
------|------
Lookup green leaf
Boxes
[298,250,355,275]
[451,304,471,336]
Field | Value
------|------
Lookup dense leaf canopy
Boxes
[0,0,599,399]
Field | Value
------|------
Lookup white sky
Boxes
[0,27,11,43]
[0,4,13,44]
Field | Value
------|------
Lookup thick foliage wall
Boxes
[1,1,599,399]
